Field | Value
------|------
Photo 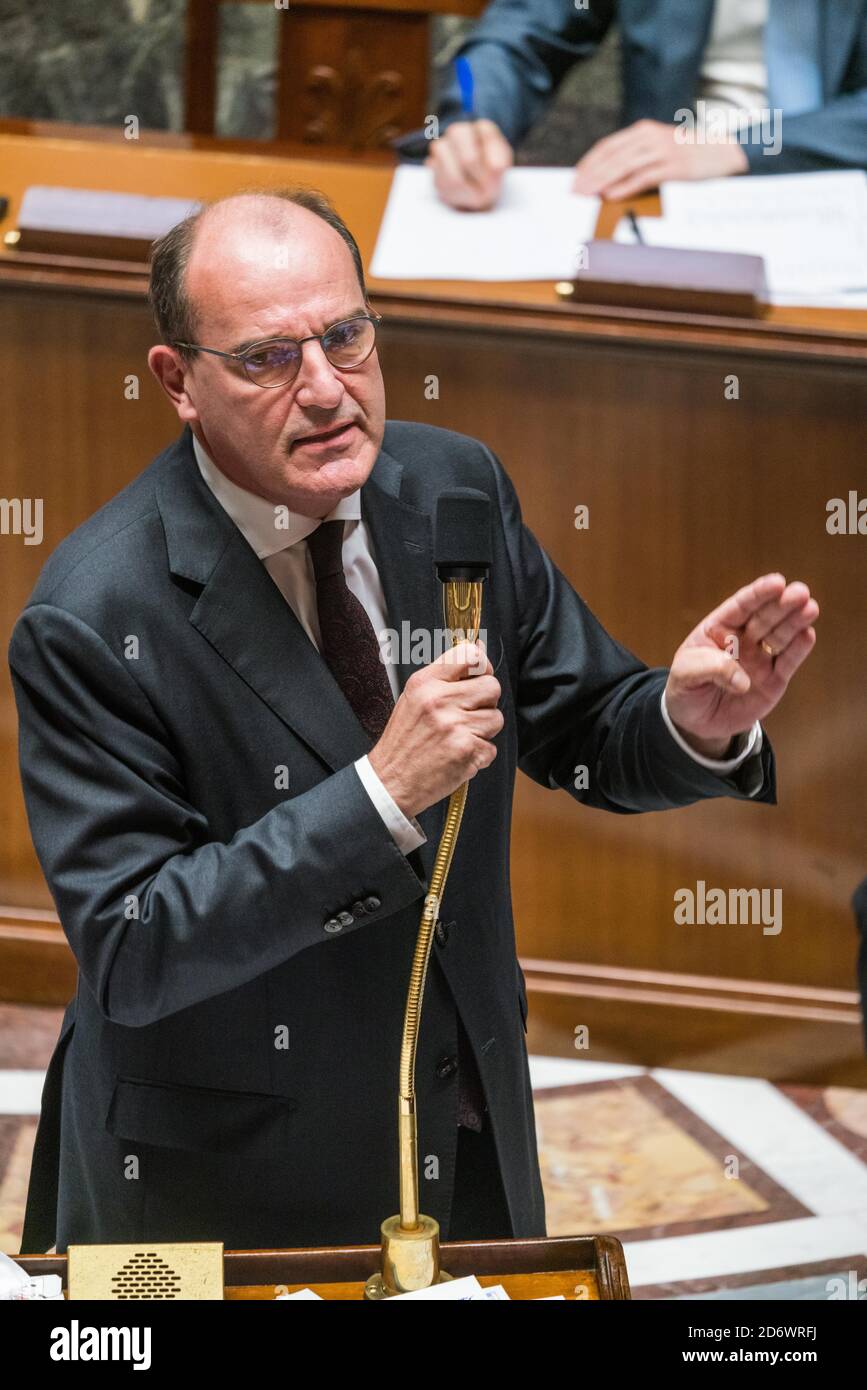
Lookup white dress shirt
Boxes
[698,0,770,122]
[192,433,426,853]
[192,434,764,858]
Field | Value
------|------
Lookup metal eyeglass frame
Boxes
[173,311,382,388]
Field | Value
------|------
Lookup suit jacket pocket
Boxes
[105,1076,298,1155]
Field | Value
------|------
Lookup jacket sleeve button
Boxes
[351,900,367,918]
[338,910,354,928]
[363,895,381,913]
[324,917,342,933]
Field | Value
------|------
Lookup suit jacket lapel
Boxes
[360,446,448,878]
[155,429,447,879]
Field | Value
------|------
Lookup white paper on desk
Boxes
[613,217,640,246]
[384,1273,485,1300]
[371,165,599,281]
[0,1250,64,1300]
[631,171,867,297]
[763,289,867,309]
[275,1287,323,1300]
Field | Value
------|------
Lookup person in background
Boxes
[397,0,867,210]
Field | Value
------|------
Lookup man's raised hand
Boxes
[663,573,819,758]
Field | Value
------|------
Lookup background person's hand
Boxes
[664,573,819,758]
[572,119,748,200]
[426,119,514,210]
[368,640,503,817]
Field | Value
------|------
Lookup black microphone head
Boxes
[434,489,492,581]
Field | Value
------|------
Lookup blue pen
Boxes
[455,56,475,119]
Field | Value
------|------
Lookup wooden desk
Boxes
[1,124,864,1084]
[18,1234,629,1299]
[2,121,866,347]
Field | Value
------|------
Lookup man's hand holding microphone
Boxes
[368,640,503,819]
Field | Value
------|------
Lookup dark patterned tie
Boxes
[306,519,395,743]
[308,520,488,1132]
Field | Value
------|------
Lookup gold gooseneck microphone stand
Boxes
[365,499,489,1299]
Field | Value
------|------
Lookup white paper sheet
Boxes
[384,1273,486,1300]
[371,165,599,281]
[625,171,867,297]
[763,289,867,309]
[0,1250,64,1300]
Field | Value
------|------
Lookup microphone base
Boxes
[363,1213,453,1300]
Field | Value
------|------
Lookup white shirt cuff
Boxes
[660,689,763,773]
[354,755,427,854]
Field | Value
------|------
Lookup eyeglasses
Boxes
[174,312,382,388]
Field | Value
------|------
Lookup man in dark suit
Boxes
[402,0,867,208]
[10,189,818,1255]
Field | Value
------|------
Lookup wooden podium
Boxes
[17,1235,630,1300]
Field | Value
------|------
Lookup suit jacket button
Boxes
[435,919,453,947]
[324,917,342,933]
[363,895,381,913]
[338,910,354,928]
[351,900,367,918]
[435,1055,458,1080]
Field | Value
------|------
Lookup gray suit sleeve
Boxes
[485,448,776,813]
[743,87,867,174]
[9,604,426,1028]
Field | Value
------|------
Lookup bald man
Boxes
[11,190,816,1255]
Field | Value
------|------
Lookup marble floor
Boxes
[2,1005,866,1299]
[530,1056,867,1299]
